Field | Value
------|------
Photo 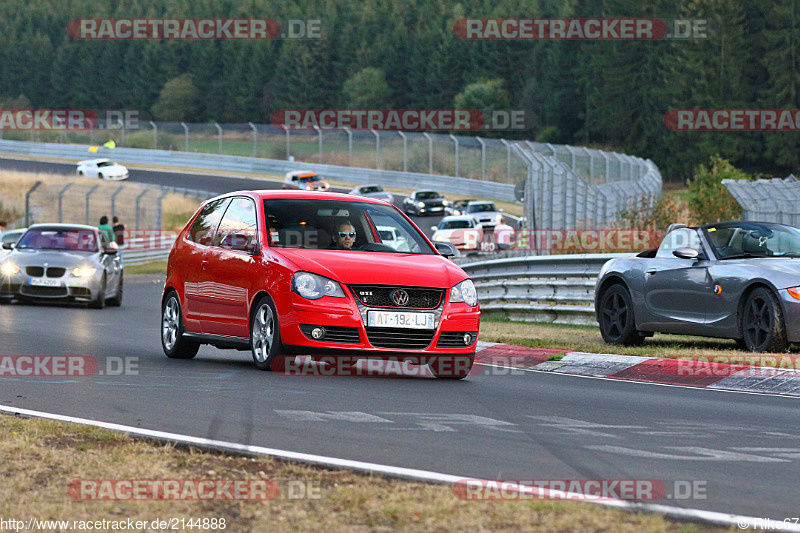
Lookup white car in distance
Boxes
[76,159,129,181]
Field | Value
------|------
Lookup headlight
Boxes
[306,183,314,190]
[788,287,800,300]
[1,262,19,276]
[450,279,478,307]
[442,199,450,206]
[292,272,345,300]
[417,201,425,208]
[72,267,97,278]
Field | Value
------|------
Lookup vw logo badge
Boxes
[390,289,410,306]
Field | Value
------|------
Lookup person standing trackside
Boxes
[493,216,515,251]
[112,216,126,247]
[98,216,115,245]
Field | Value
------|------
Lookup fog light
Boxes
[463,333,472,345]
[311,327,325,340]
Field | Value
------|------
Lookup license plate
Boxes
[367,311,435,329]
[29,278,60,287]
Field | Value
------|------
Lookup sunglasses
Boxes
[338,231,356,238]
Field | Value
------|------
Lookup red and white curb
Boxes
[475,341,800,397]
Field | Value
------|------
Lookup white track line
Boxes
[0,403,791,530]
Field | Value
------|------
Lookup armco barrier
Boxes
[458,253,634,325]
[122,234,176,266]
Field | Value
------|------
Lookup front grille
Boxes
[21,285,68,297]
[70,287,91,297]
[26,266,44,277]
[47,267,66,278]
[365,327,435,349]
[350,285,443,309]
[437,331,478,348]
[300,324,360,344]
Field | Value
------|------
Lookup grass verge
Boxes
[124,260,168,276]
[0,415,726,532]
[479,317,796,360]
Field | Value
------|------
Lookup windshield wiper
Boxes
[719,253,770,260]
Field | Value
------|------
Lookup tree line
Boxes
[1,0,797,181]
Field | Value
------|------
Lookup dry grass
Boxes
[479,318,800,362]
[0,415,726,532]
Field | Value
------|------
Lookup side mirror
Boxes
[2,243,13,250]
[673,247,704,260]
[434,241,458,258]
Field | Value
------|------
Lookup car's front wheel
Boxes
[161,292,200,359]
[741,287,788,352]
[88,274,106,309]
[107,274,123,307]
[251,296,291,371]
[598,284,645,345]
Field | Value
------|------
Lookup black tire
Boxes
[98,172,104,180]
[428,355,474,379]
[107,274,123,307]
[0,298,11,305]
[88,274,106,309]
[250,295,291,371]
[78,171,84,176]
[161,292,200,359]
[741,287,789,353]
[598,284,645,346]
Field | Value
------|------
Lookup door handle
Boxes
[201,260,209,270]
[646,268,657,275]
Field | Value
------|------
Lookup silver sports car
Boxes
[0,223,123,308]
[595,221,800,352]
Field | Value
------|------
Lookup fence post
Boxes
[423,133,433,174]
[57,183,74,223]
[214,123,222,153]
[371,129,380,169]
[501,139,511,182]
[25,181,43,226]
[248,122,257,157]
[155,189,169,230]
[583,147,594,183]
[85,184,100,226]
[344,127,353,167]
[135,189,149,230]
[181,122,189,151]
[476,136,486,180]
[314,125,322,163]
[449,134,459,177]
[89,127,93,145]
[398,131,407,172]
[285,126,290,160]
[111,185,125,218]
[150,121,158,149]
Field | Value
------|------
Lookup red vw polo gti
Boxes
[161,190,480,378]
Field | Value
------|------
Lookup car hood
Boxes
[5,249,99,267]
[275,248,467,287]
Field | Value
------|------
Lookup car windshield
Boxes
[362,186,382,193]
[467,203,497,213]
[1,232,23,244]
[703,222,800,258]
[96,161,114,167]
[264,199,433,254]
[298,175,318,183]
[416,191,440,200]
[440,220,473,230]
[16,228,99,252]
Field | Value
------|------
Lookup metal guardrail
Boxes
[458,253,633,325]
[122,234,176,266]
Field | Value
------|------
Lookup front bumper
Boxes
[1,272,100,301]
[281,293,480,357]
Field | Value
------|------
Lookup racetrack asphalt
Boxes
[1,276,800,521]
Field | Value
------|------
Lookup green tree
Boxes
[151,74,201,122]
[342,67,391,108]
[688,156,752,223]
[454,79,511,111]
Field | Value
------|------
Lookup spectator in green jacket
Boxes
[98,216,115,245]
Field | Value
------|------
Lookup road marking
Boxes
[527,416,646,439]
[274,411,393,423]
[586,445,789,462]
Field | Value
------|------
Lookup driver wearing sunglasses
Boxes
[333,222,357,249]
